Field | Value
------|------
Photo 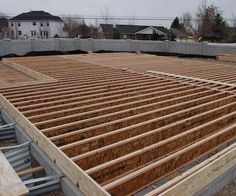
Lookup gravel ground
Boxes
[42,190,64,196]
[0,140,18,152]
[214,178,236,196]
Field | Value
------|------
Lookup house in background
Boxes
[98,24,170,40]
[0,17,8,39]
[8,11,68,39]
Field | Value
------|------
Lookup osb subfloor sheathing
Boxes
[0,53,235,196]
[0,62,35,87]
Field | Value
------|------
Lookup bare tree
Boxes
[128,14,136,25]
[181,12,195,35]
[63,16,82,38]
[195,0,228,41]
[99,7,119,26]
[232,14,236,28]
[229,14,236,42]
[100,7,112,24]
[0,12,9,39]
[78,20,92,38]
[63,16,97,38]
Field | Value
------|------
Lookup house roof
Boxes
[10,11,63,22]
[100,24,170,35]
[135,26,166,35]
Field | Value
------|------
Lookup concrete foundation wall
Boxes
[131,40,165,52]
[94,39,127,52]
[1,38,236,57]
[169,41,204,55]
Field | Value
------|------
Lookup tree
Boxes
[63,17,96,38]
[230,15,236,42]
[63,17,82,38]
[78,21,92,38]
[100,7,113,24]
[195,0,228,41]
[212,13,228,39]
[0,12,9,39]
[151,31,165,41]
[128,14,136,25]
[114,29,121,39]
[181,12,195,35]
[170,17,185,32]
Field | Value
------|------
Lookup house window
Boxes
[31,31,36,36]
[47,22,49,27]
[44,31,49,38]
[18,22,21,27]
[40,22,43,27]
[40,31,49,38]
[33,21,36,26]
[18,31,22,36]
[11,23,14,27]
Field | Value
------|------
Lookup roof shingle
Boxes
[100,24,170,35]
[10,11,63,22]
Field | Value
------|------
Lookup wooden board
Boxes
[2,58,56,83]
[144,143,236,195]
[0,151,28,196]
[217,54,236,63]
[147,70,236,88]
[158,144,236,196]
[0,63,35,87]
[1,53,236,195]
[0,94,109,196]
[69,53,236,87]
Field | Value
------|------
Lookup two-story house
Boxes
[9,11,67,39]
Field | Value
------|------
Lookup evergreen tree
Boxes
[212,13,228,38]
[171,17,181,29]
[171,17,185,32]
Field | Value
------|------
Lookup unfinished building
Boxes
[0,53,235,196]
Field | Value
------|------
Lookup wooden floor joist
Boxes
[1,53,236,196]
[154,143,236,196]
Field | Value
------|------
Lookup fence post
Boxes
[126,39,132,52]
[3,38,11,56]
[54,38,60,51]
[88,38,94,52]
[202,41,208,56]
[75,38,80,50]
[164,40,170,53]
[30,38,36,52]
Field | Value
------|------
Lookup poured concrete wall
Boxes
[1,38,236,57]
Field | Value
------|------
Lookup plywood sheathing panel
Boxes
[67,53,236,87]
[1,53,236,196]
[0,151,28,196]
[0,63,36,87]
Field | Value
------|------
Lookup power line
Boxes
[2,13,236,22]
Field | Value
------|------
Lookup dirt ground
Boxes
[215,178,236,196]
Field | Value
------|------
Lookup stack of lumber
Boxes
[217,54,236,63]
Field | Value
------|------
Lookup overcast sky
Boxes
[1,0,236,27]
